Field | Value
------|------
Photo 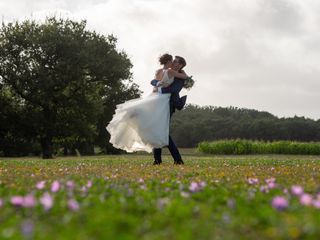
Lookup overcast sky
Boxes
[1,0,320,119]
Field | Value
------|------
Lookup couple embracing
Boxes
[106,54,193,165]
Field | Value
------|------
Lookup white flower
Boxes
[184,76,195,90]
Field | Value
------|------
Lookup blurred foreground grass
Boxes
[1,152,320,239]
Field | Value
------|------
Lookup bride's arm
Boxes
[168,69,188,79]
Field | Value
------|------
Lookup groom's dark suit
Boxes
[150,77,186,164]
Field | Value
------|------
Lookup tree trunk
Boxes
[63,146,68,156]
[41,137,53,159]
[78,142,95,155]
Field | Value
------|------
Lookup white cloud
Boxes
[1,0,320,119]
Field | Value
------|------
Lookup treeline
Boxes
[170,105,320,147]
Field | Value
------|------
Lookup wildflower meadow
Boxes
[1,152,320,239]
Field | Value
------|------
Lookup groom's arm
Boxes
[150,79,158,86]
[160,79,184,94]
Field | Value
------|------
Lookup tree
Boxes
[0,17,141,158]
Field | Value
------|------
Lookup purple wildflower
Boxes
[21,220,34,238]
[260,185,269,193]
[66,181,75,190]
[67,199,80,211]
[227,199,236,209]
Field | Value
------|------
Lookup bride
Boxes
[106,53,188,153]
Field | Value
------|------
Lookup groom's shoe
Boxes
[174,159,184,165]
[176,95,187,110]
[153,160,162,165]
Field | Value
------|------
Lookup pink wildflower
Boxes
[265,177,276,184]
[272,196,288,210]
[291,185,304,196]
[199,181,207,188]
[39,192,53,210]
[189,182,206,192]
[11,196,24,207]
[22,195,36,208]
[300,194,313,206]
[10,195,36,208]
[189,182,200,192]
[81,186,87,193]
[36,181,46,190]
[51,181,60,193]
[86,181,92,188]
[267,182,277,189]
[312,200,320,209]
[247,177,259,185]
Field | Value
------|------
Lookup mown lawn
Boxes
[1,152,320,239]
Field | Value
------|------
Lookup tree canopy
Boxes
[0,17,141,158]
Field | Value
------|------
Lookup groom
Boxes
[150,56,187,165]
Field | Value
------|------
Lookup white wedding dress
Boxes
[106,69,174,153]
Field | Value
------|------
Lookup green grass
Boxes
[1,152,320,239]
[198,140,320,155]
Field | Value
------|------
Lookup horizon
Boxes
[184,103,320,121]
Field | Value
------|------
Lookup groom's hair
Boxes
[175,56,186,69]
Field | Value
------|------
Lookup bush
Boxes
[197,140,320,155]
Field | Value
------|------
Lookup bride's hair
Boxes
[159,53,173,65]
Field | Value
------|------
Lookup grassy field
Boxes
[1,151,320,239]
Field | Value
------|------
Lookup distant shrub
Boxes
[197,140,320,155]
